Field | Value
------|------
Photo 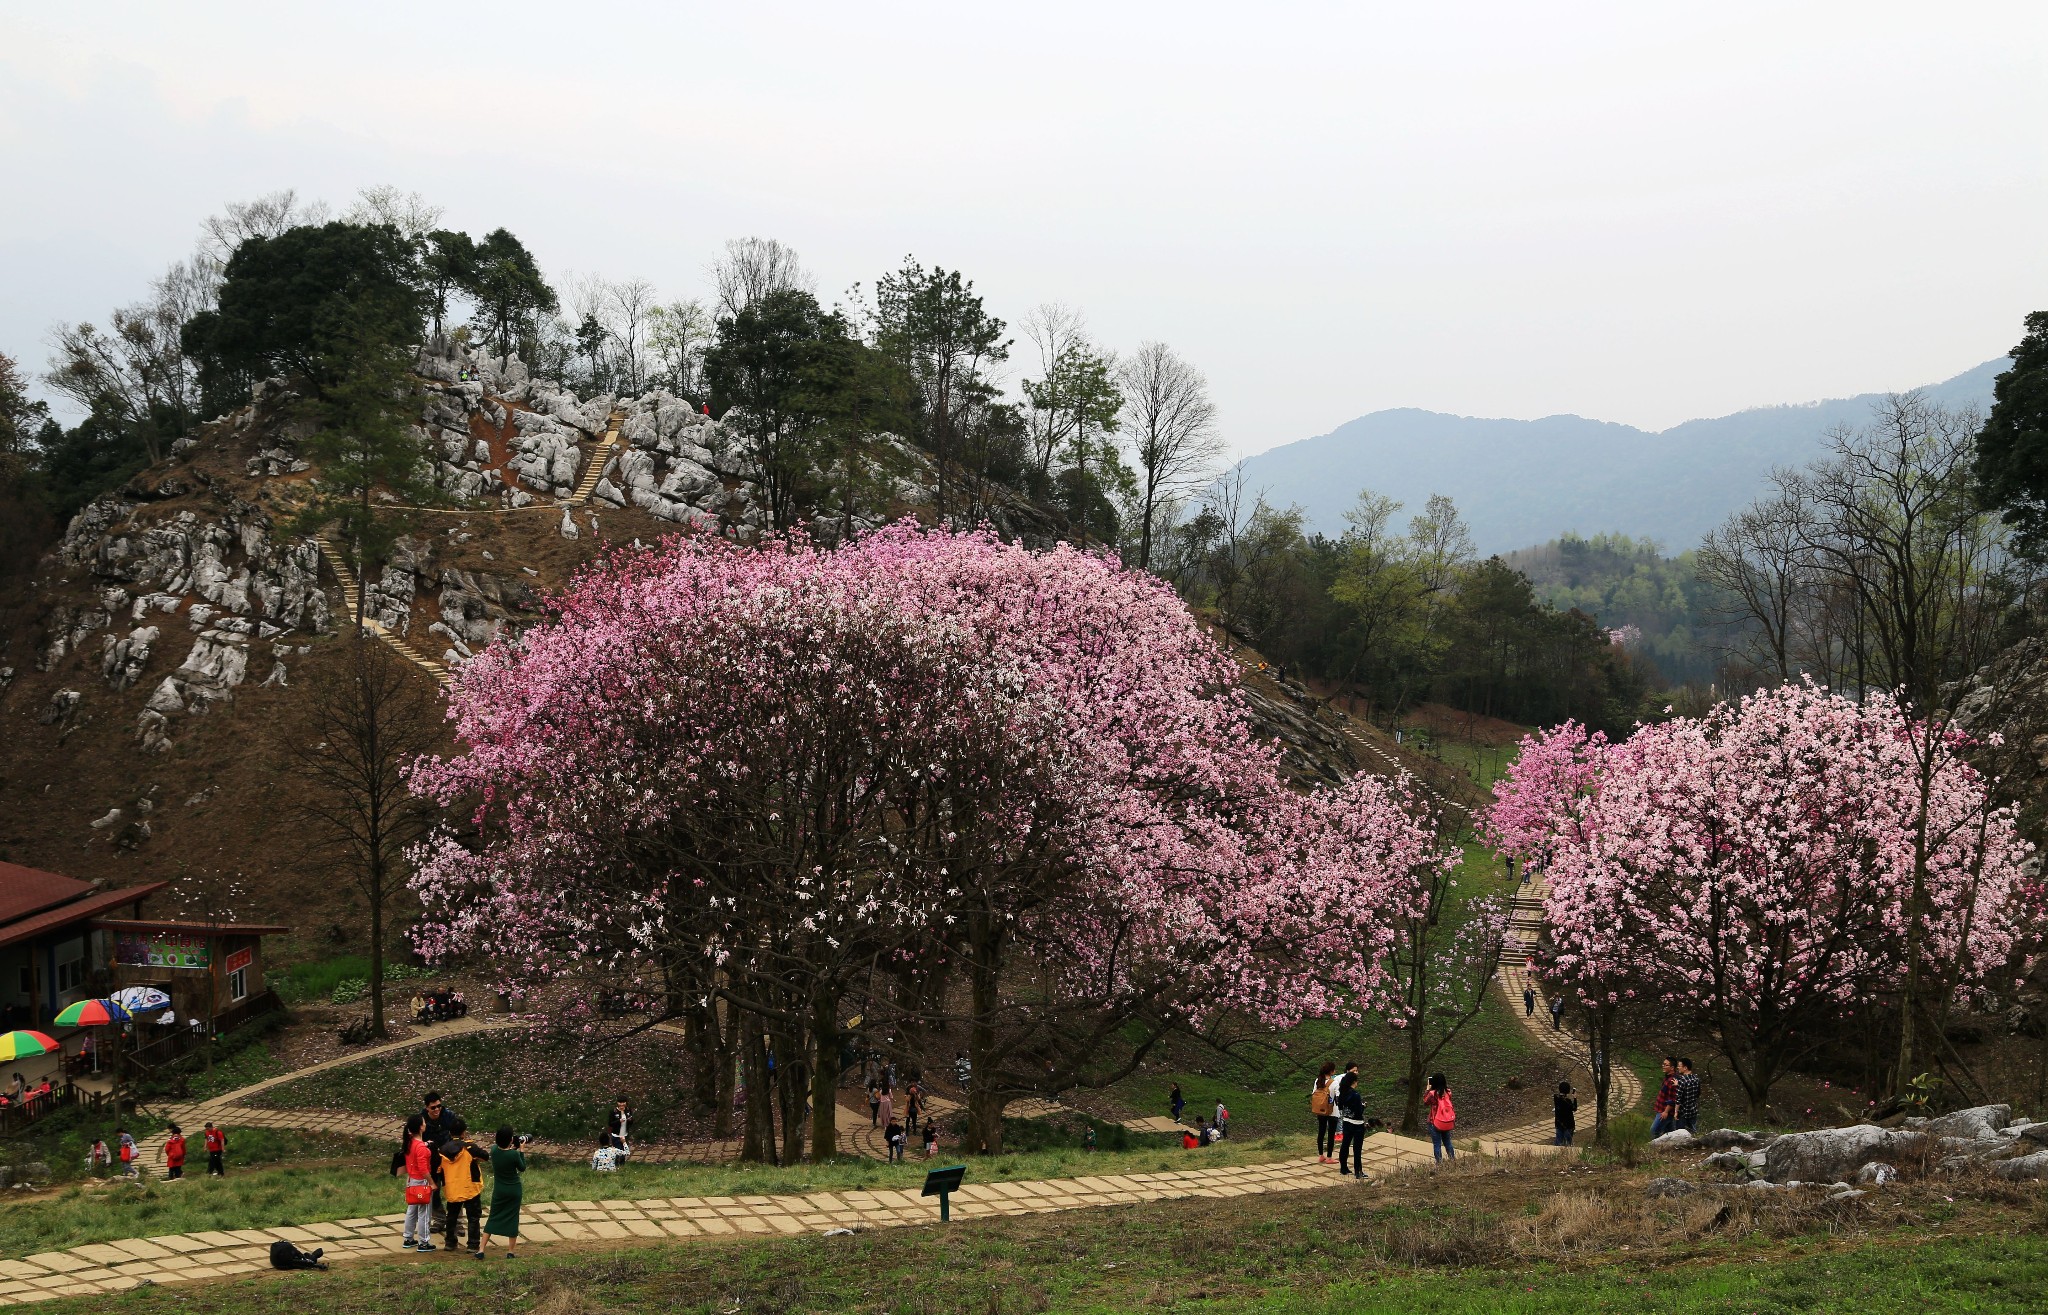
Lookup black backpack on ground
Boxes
[269,1240,327,1271]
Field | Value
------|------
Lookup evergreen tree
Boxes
[1975,311,2048,556]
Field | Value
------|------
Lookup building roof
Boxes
[0,883,168,950]
[0,861,96,925]
[90,918,293,937]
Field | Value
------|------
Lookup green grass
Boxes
[0,1132,1303,1255]
[31,1177,2046,1314]
[272,955,430,1006]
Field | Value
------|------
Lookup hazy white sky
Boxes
[4,1,2044,456]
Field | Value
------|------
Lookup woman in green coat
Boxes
[483,1126,526,1256]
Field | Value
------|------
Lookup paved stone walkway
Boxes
[0,1133,1573,1305]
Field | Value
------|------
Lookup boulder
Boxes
[1761,1124,1900,1183]
[1856,1161,1895,1186]
[1990,1150,2048,1181]
[1700,1151,1754,1173]
[1910,1104,2011,1141]
[1692,1128,1770,1152]
[1651,1129,1695,1148]
[1644,1176,1698,1199]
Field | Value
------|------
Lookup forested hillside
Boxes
[1504,534,1717,687]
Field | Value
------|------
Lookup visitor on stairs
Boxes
[1650,1058,1678,1137]
[1423,1074,1456,1163]
[1553,1082,1578,1146]
[1549,996,1565,1030]
[1311,1062,1337,1163]
[1336,1069,1368,1178]
[1675,1058,1701,1134]
[1523,985,1536,1017]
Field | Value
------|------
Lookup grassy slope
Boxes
[34,1163,2048,1315]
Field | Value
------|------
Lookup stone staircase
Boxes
[565,407,629,507]
[310,536,452,689]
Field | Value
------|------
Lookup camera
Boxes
[516,1133,534,1147]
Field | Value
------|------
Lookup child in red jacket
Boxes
[160,1124,187,1180]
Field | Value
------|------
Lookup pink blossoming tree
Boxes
[411,523,1428,1158]
[1493,681,2032,1116]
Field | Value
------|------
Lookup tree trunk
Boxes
[712,995,738,1140]
[368,871,387,1039]
[685,1003,718,1116]
[965,918,1005,1154]
[1590,1009,1613,1142]
[1401,1024,1425,1133]
[809,991,842,1163]
[739,1009,774,1163]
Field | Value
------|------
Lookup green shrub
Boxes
[1606,1112,1652,1167]
[329,977,368,1005]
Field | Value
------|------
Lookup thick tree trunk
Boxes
[685,1003,718,1115]
[1590,1009,1613,1142]
[809,992,842,1163]
[965,919,1005,1154]
[712,996,738,1140]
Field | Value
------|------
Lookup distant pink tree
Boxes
[1520,681,2032,1115]
[410,522,1423,1157]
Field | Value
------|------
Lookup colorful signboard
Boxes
[224,947,252,974]
[114,933,210,971]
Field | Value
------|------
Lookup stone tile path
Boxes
[0,1134,1572,1305]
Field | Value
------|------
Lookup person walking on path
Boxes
[1553,1082,1579,1146]
[1675,1058,1701,1134]
[399,1115,437,1252]
[1548,996,1565,1030]
[1523,986,1536,1017]
[878,1085,894,1132]
[438,1119,486,1257]
[922,1120,938,1158]
[1651,1058,1678,1137]
[117,1127,139,1179]
[1169,1082,1185,1124]
[885,1118,905,1162]
[1423,1074,1456,1163]
[1310,1063,1337,1163]
[159,1124,187,1181]
[904,1081,923,1134]
[1214,1100,1231,1139]
[86,1137,112,1177]
[1336,1069,1369,1178]
[204,1121,226,1177]
[867,1081,882,1127]
[484,1127,526,1258]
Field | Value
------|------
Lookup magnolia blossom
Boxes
[1487,679,2036,1113]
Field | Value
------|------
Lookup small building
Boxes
[92,916,291,1037]
[0,861,164,1030]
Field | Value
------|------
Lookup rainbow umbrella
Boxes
[54,999,132,1028]
[0,1030,59,1062]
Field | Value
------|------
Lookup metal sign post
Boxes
[921,1164,966,1222]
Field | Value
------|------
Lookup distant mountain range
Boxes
[1230,359,2009,557]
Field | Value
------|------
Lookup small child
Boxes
[590,1138,621,1172]
[885,1118,905,1163]
[117,1127,139,1179]
[161,1123,187,1180]
[922,1121,938,1158]
[1083,1125,1097,1152]
[86,1137,111,1177]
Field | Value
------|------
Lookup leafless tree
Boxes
[604,278,658,393]
[43,259,210,461]
[343,185,443,243]
[712,237,814,320]
[198,189,331,268]
[1021,303,1088,477]
[648,299,713,397]
[290,636,445,1039]
[1697,478,1812,683]
[1119,342,1222,571]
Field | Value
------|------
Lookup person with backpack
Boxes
[1423,1073,1456,1163]
[1213,1100,1230,1139]
[1335,1069,1369,1178]
[1310,1062,1337,1163]
[1553,1081,1579,1146]
[438,1119,487,1257]
[204,1121,227,1177]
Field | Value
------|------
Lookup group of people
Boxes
[392,1091,527,1258]
[1168,1083,1233,1148]
[1651,1057,1702,1137]
[866,1065,940,1161]
[0,1072,56,1122]
[1309,1063,1465,1172]
[83,1122,227,1178]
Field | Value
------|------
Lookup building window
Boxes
[15,966,28,997]
[227,967,248,1003]
[55,956,83,994]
